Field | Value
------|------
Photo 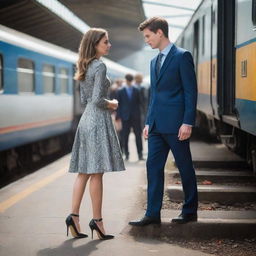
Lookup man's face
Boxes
[142,28,161,49]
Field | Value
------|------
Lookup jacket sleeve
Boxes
[92,62,109,109]
[179,51,198,126]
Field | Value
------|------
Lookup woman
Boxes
[66,28,125,240]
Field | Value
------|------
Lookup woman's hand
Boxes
[108,99,118,110]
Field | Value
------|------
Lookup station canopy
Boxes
[0,0,146,61]
[142,0,202,42]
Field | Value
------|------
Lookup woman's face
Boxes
[95,34,111,57]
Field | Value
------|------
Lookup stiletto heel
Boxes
[65,213,88,238]
[91,228,94,239]
[89,218,114,240]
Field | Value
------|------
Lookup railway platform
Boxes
[0,135,213,256]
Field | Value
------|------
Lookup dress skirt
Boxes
[68,102,125,174]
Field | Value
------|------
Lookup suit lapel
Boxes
[122,88,128,102]
[156,44,177,84]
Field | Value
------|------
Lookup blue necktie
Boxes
[156,53,163,77]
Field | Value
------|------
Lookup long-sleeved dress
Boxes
[68,59,125,174]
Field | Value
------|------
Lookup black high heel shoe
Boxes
[89,218,114,240]
[65,213,88,238]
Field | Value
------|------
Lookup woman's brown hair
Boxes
[74,28,107,81]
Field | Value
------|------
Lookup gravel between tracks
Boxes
[161,237,256,256]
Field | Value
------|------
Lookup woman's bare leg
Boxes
[71,173,90,232]
[89,173,106,233]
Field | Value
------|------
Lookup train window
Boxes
[202,15,205,55]
[17,58,34,93]
[0,55,3,92]
[43,64,55,93]
[252,0,256,26]
[59,68,68,93]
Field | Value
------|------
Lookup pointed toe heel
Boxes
[65,213,88,238]
[89,218,114,240]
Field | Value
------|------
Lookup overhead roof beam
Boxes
[168,24,185,29]
[142,1,195,12]
[35,0,90,33]
[162,14,191,18]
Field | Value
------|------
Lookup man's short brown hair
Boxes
[138,17,169,38]
[125,74,134,82]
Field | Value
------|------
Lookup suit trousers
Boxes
[146,125,198,218]
[121,118,142,158]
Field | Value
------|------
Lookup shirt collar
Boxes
[125,85,133,89]
[160,43,173,57]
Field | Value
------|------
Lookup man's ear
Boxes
[156,28,163,37]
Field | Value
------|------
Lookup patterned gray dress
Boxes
[69,59,125,174]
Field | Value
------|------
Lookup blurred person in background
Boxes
[109,78,123,100]
[116,74,144,161]
[134,73,149,129]
[109,78,123,151]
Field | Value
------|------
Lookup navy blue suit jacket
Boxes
[117,86,141,121]
[146,44,197,133]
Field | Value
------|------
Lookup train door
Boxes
[217,0,237,122]
[193,20,199,74]
[211,0,218,116]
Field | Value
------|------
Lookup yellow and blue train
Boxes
[176,0,256,171]
[0,25,136,179]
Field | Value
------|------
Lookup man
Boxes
[134,73,149,129]
[129,17,198,226]
[116,74,143,161]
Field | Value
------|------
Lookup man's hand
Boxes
[178,124,192,141]
[143,125,149,140]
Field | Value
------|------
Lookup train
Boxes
[0,25,137,182]
[176,0,256,172]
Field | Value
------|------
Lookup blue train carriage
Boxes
[0,25,75,152]
[235,0,256,146]
[176,0,256,170]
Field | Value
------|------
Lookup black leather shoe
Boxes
[171,213,197,224]
[129,216,161,226]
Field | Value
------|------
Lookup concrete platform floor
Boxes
[128,209,256,240]
[0,135,211,256]
[169,169,256,183]
[166,184,256,203]
[189,139,244,162]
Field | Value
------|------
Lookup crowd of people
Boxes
[109,73,149,161]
